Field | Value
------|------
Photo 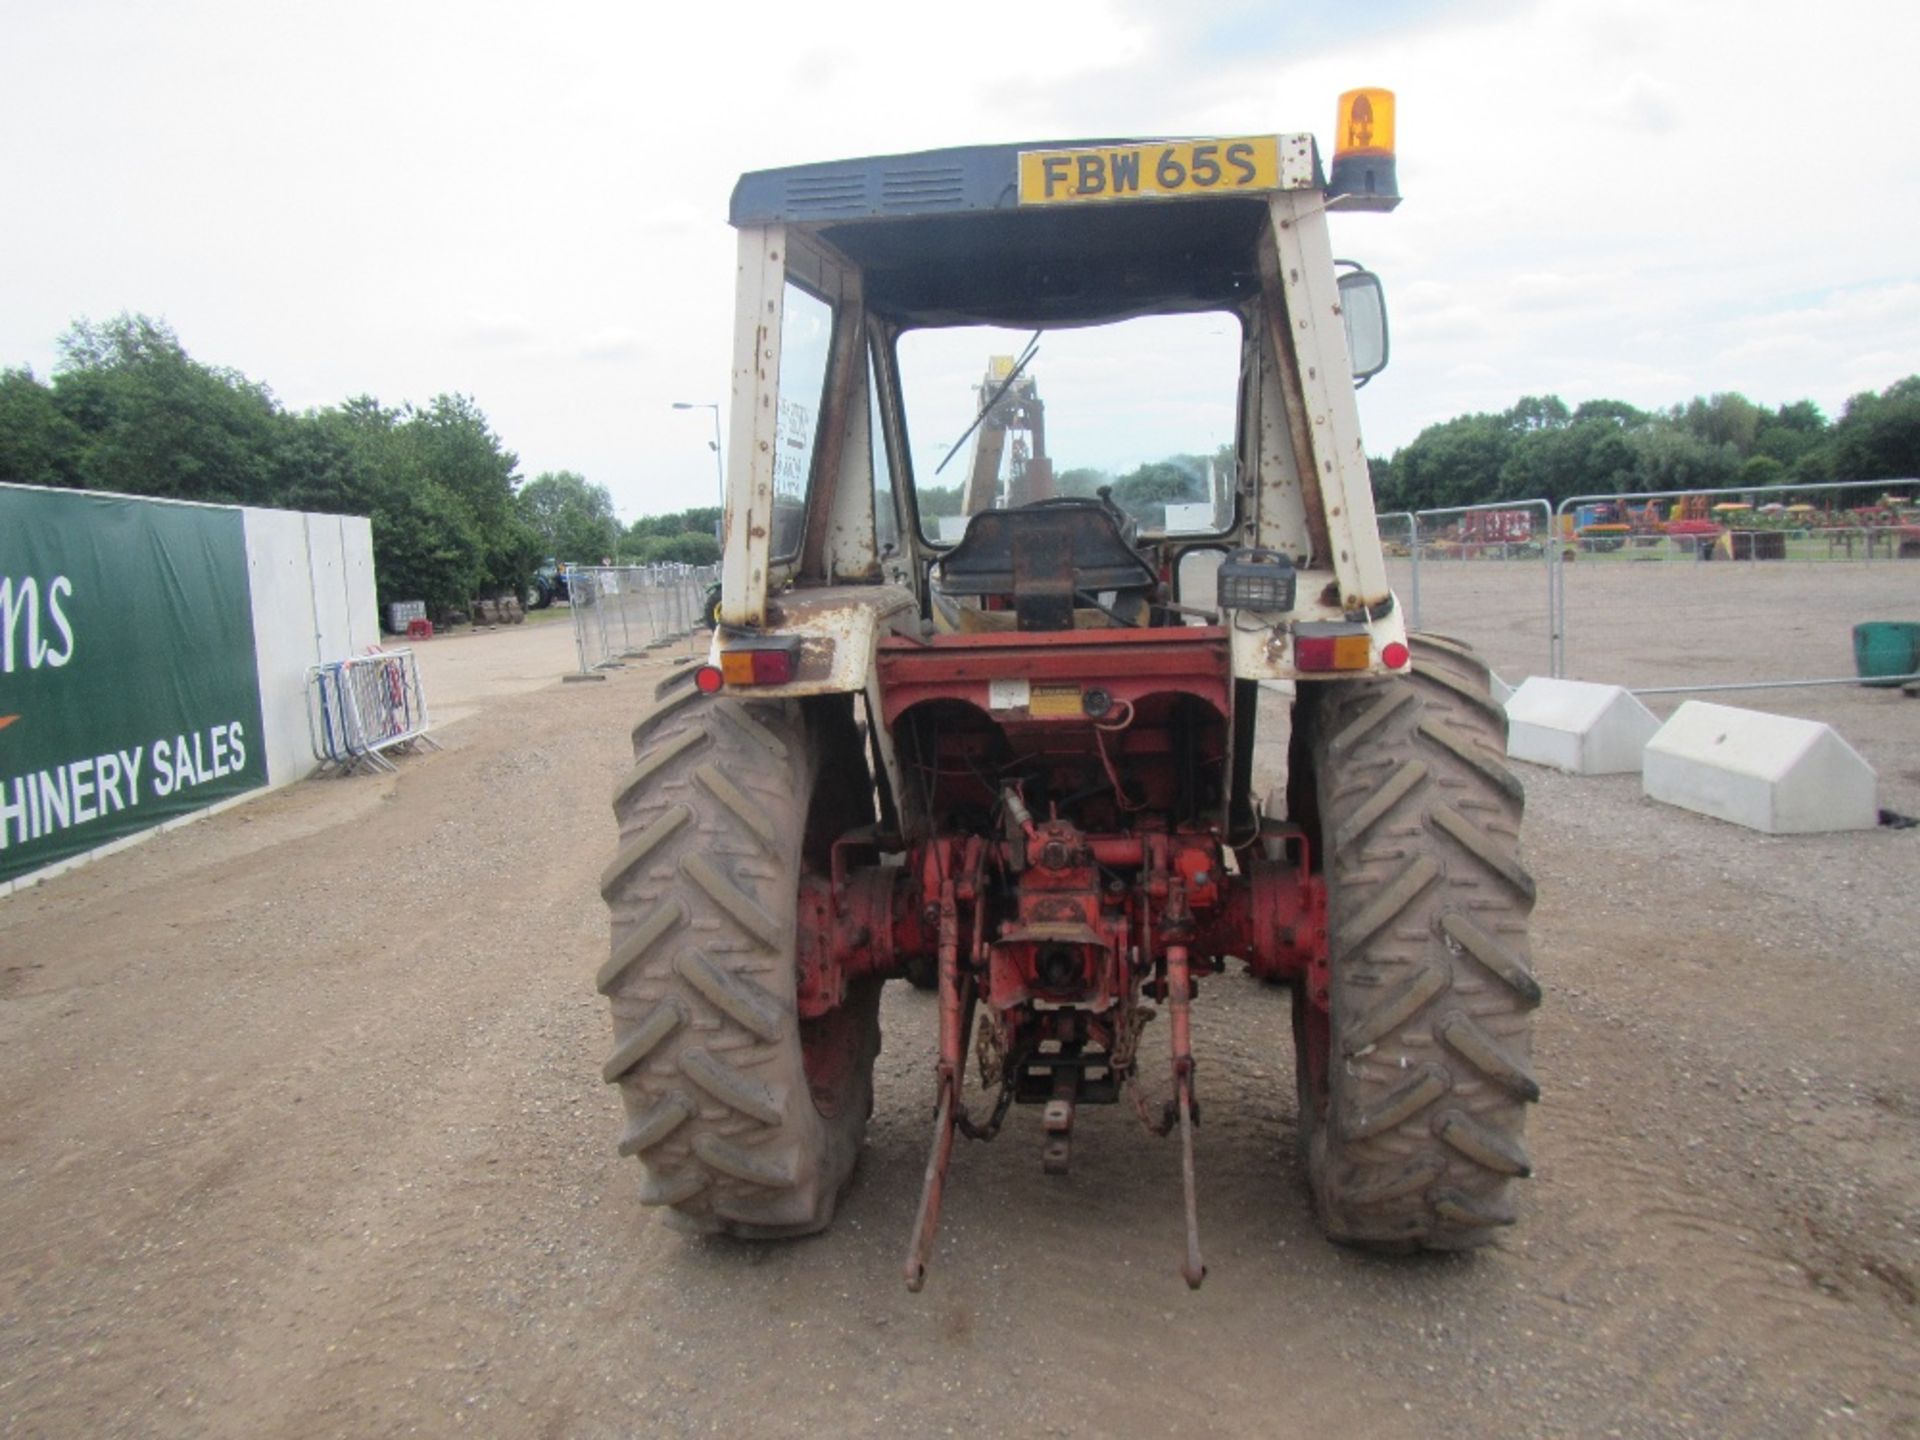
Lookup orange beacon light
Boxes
[1328,88,1400,211]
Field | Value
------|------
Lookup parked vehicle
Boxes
[596,91,1536,1289]
[529,559,570,609]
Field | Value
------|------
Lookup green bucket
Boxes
[1853,621,1920,687]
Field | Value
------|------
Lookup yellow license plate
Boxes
[1018,136,1280,206]
[1028,683,1085,718]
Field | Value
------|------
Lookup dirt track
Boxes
[2,586,1916,1439]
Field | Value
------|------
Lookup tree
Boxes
[299,393,533,617]
[626,532,720,565]
[0,368,85,489]
[1825,377,1920,480]
[1571,398,1650,428]
[617,504,724,566]
[50,314,282,505]
[1770,398,1827,434]
[1501,418,1636,506]
[1502,394,1571,432]
[519,470,620,562]
[626,506,720,541]
[301,396,482,615]
[1053,467,1109,498]
[11,313,546,616]
[1672,392,1763,456]
[270,407,377,516]
[915,483,963,518]
[1623,426,1738,493]
[401,393,531,591]
[368,478,486,618]
[1390,413,1512,511]
[1112,460,1204,505]
[1367,453,1399,510]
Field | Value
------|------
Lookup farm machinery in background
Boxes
[1424,507,1541,558]
[529,559,572,609]
[1565,501,1635,551]
[1558,491,1919,560]
[1561,497,1727,556]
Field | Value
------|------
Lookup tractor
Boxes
[596,91,1538,1290]
[529,558,571,610]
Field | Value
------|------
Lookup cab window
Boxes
[893,312,1241,544]
[771,281,834,561]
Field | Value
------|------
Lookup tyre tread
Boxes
[599,692,879,1237]
[1300,634,1538,1250]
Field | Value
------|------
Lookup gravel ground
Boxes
[1,571,1915,1439]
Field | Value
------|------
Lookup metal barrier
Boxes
[1378,500,1557,680]
[568,564,717,675]
[1552,478,1918,679]
[307,648,438,775]
[1420,503,1551,683]
[1376,511,1418,626]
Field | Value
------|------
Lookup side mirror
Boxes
[1337,267,1389,385]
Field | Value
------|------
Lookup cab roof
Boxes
[729,139,1323,328]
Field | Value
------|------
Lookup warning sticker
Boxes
[987,678,1031,710]
[1029,684,1084,718]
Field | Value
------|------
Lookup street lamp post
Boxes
[672,402,725,533]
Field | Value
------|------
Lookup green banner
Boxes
[1,486,267,884]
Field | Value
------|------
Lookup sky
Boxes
[3,0,1917,522]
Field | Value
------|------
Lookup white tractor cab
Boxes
[711,101,1406,681]
[601,92,1537,1285]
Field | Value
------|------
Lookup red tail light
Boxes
[713,637,801,688]
[750,648,795,684]
[1294,627,1371,672]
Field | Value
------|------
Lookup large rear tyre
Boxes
[597,686,881,1237]
[1293,634,1540,1249]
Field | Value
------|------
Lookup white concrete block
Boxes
[1643,702,1878,834]
[1488,670,1516,706]
[1503,677,1660,774]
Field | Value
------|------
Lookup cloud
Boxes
[2,0,1917,516]
[1598,72,1682,134]
[456,314,537,348]
[576,329,643,363]
[1397,305,1496,343]
[1509,271,1621,310]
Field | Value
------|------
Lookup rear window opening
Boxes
[893,312,1242,544]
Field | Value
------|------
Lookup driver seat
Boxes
[933,498,1156,632]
